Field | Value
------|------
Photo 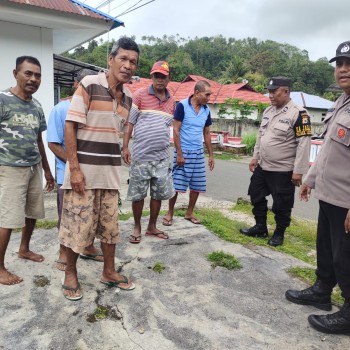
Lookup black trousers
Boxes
[248,164,295,229]
[316,200,350,299]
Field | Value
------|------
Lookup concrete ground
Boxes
[0,166,348,350]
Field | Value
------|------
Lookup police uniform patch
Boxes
[338,128,346,138]
[282,107,289,113]
[294,111,312,138]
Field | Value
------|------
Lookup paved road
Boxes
[205,158,319,221]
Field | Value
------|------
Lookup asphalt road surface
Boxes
[205,158,319,221]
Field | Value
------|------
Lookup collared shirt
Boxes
[174,95,212,151]
[62,71,132,189]
[253,100,311,174]
[304,93,350,209]
[128,84,175,161]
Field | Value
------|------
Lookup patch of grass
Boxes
[233,202,317,264]
[35,220,58,230]
[95,306,109,320]
[87,306,110,323]
[207,250,241,270]
[207,153,242,161]
[288,267,344,305]
[153,261,165,273]
[118,210,150,221]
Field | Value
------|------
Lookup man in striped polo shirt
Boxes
[59,37,139,300]
[163,80,215,226]
[123,61,176,243]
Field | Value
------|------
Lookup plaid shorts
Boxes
[59,189,120,254]
[127,159,175,201]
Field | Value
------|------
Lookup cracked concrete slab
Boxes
[0,166,348,349]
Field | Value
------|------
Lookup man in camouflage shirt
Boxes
[0,56,54,285]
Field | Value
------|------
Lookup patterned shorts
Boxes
[172,149,207,193]
[59,189,120,254]
[127,159,175,201]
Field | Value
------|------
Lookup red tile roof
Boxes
[125,75,270,105]
[8,0,113,21]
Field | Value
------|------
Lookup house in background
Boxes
[0,0,123,116]
[126,75,270,119]
[0,0,124,171]
[289,92,332,123]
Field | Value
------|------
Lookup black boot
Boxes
[268,227,285,246]
[308,301,350,335]
[239,223,268,238]
[285,280,332,311]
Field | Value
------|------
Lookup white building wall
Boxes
[0,20,55,174]
[210,104,260,120]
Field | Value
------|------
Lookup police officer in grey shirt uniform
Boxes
[286,41,350,335]
[240,77,311,246]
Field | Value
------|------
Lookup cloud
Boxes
[98,0,350,61]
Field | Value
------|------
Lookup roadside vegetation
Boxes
[207,251,241,270]
[36,200,343,304]
[173,204,343,304]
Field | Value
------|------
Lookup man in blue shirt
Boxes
[163,80,215,226]
[47,69,103,271]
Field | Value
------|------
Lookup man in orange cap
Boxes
[123,61,176,243]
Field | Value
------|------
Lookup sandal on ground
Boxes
[184,217,201,225]
[145,231,169,240]
[79,253,104,262]
[162,217,173,226]
[129,234,141,244]
[62,282,83,301]
[100,275,135,290]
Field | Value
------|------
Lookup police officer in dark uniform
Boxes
[240,77,311,246]
[285,41,350,335]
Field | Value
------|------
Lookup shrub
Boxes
[241,132,257,155]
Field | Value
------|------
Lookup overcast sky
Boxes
[86,0,349,62]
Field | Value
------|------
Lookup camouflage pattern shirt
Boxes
[0,90,46,166]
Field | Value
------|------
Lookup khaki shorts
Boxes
[0,164,45,229]
[59,189,120,254]
[127,159,175,201]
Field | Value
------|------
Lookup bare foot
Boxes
[0,269,23,285]
[101,271,134,290]
[184,216,201,224]
[55,260,67,271]
[17,250,44,262]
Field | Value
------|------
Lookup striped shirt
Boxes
[62,72,132,190]
[129,85,175,161]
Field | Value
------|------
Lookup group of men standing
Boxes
[0,37,350,335]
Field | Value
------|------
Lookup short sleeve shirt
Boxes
[47,99,70,184]
[0,90,46,166]
[174,96,212,150]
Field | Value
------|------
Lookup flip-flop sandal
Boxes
[184,217,201,225]
[100,275,135,290]
[80,253,104,262]
[145,231,169,240]
[129,234,141,244]
[162,217,173,226]
[62,281,83,301]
